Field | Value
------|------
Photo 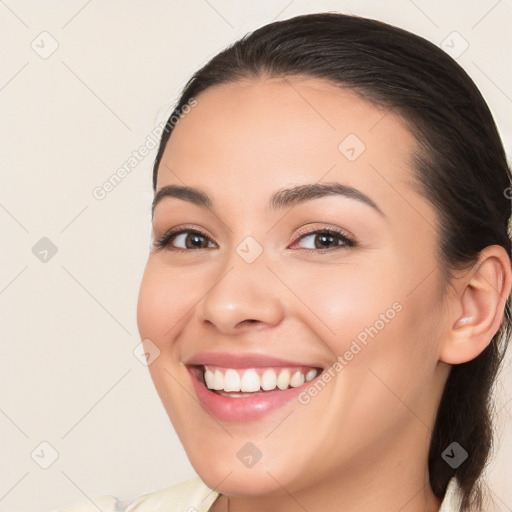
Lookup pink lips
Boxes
[185,352,321,423]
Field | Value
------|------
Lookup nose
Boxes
[196,256,285,335]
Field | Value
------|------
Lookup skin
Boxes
[137,77,511,512]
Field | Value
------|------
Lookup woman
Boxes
[58,11,511,512]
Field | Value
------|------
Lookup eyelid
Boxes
[293,223,354,242]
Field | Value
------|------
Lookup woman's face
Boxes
[137,78,450,496]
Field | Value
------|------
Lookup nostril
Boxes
[239,319,258,326]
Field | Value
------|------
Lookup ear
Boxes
[439,245,512,364]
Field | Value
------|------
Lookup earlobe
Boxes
[440,245,512,365]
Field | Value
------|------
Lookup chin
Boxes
[197,465,289,496]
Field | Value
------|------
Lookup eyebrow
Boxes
[152,182,386,218]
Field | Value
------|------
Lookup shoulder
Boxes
[51,478,219,512]
[126,477,219,512]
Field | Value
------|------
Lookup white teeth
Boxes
[203,366,319,393]
[277,369,291,390]
[240,369,261,392]
[213,369,224,390]
[290,370,305,387]
[305,369,318,381]
[224,369,241,392]
[204,369,215,389]
[261,369,277,390]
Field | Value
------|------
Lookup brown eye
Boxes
[294,228,355,251]
[154,229,216,251]
[177,232,211,249]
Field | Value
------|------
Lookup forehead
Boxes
[158,77,422,217]
[161,78,417,174]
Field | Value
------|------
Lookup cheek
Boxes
[284,260,396,354]
[287,256,441,397]
[289,269,441,462]
[136,261,202,429]
[137,260,194,343]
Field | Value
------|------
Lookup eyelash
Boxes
[153,225,356,254]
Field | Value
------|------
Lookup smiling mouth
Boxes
[195,365,323,397]
[186,356,325,421]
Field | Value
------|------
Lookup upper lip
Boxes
[184,351,323,369]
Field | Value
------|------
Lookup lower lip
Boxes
[189,367,316,422]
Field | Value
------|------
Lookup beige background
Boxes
[0,1,511,511]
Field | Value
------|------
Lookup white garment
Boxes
[53,475,463,511]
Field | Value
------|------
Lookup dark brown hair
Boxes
[151,12,512,511]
